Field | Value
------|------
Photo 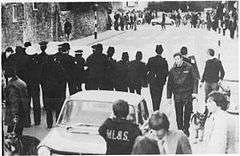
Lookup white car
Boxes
[151,16,174,26]
[38,90,149,155]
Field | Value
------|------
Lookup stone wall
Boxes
[1,3,25,49]
[1,2,109,50]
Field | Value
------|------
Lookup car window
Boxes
[57,100,137,126]
[137,99,149,125]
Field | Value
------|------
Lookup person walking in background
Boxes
[200,49,225,102]
[128,51,147,95]
[133,111,192,154]
[161,13,166,30]
[167,53,198,137]
[115,52,130,92]
[120,13,125,31]
[98,100,142,155]
[64,18,72,41]
[146,45,168,111]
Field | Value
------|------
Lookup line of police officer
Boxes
[2,41,199,131]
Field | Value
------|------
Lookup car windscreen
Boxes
[57,100,136,127]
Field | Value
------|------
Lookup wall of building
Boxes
[1,2,109,50]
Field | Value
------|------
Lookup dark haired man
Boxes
[98,100,141,155]
[147,111,192,154]
[146,45,169,111]
[167,53,198,137]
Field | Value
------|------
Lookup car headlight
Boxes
[38,146,51,156]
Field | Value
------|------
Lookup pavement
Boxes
[2,23,239,154]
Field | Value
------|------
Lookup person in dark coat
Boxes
[12,46,29,84]
[74,50,85,92]
[161,13,166,30]
[146,45,169,111]
[40,41,66,128]
[114,12,120,31]
[2,47,15,80]
[200,49,225,102]
[103,46,116,90]
[120,13,125,31]
[4,66,30,137]
[60,43,76,95]
[25,42,41,126]
[85,43,108,90]
[128,51,147,95]
[98,100,142,155]
[180,46,200,93]
[115,52,130,92]
[167,53,198,137]
[64,19,72,41]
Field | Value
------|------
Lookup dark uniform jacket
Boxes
[128,60,147,86]
[74,56,85,82]
[98,118,142,155]
[5,76,29,128]
[167,61,198,99]
[86,53,108,80]
[26,54,41,83]
[12,51,29,82]
[146,55,168,86]
[115,60,130,87]
[183,56,200,79]
[105,57,117,84]
[201,58,225,83]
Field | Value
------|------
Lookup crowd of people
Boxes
[109,9,155,31]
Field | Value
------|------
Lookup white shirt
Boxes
[204,110,228,154]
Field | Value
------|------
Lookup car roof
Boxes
[69,90,144,106]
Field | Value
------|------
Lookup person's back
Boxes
[202,58,225,83]
[99,118,141,154]
[86,53,107,79]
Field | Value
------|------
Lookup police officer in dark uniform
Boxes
[167,53,198,137]
[115,52,130,92]
[85,44,108,90]
[39,41,56,128]
[60,43,76,95]
[98,100,142,155]
[128,51,147,95]
[74,50,85,92]
[146,45,169,111]
[180,46,200,91]
[25,42,41,126]
[103,46,117,90]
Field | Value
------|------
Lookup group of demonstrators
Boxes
[3,38,235,154]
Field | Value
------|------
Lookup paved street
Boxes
[3,24,239,154]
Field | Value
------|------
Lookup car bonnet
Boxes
[38,127,106,154]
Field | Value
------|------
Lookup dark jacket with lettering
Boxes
[201,58,225,83]
[146,55,168,86]
[98,118,142,155]
[167,61,198,98]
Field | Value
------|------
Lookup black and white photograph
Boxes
[1,0,239,155]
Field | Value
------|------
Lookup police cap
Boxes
[24,42,32,47]
[5,47,14,53]
[155,44,163,54]
[59,43,70,51]
[75,50,83,54]
[39,41,48,46]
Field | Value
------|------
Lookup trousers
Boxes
[150,84,164,111]
[204,82,219,102]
